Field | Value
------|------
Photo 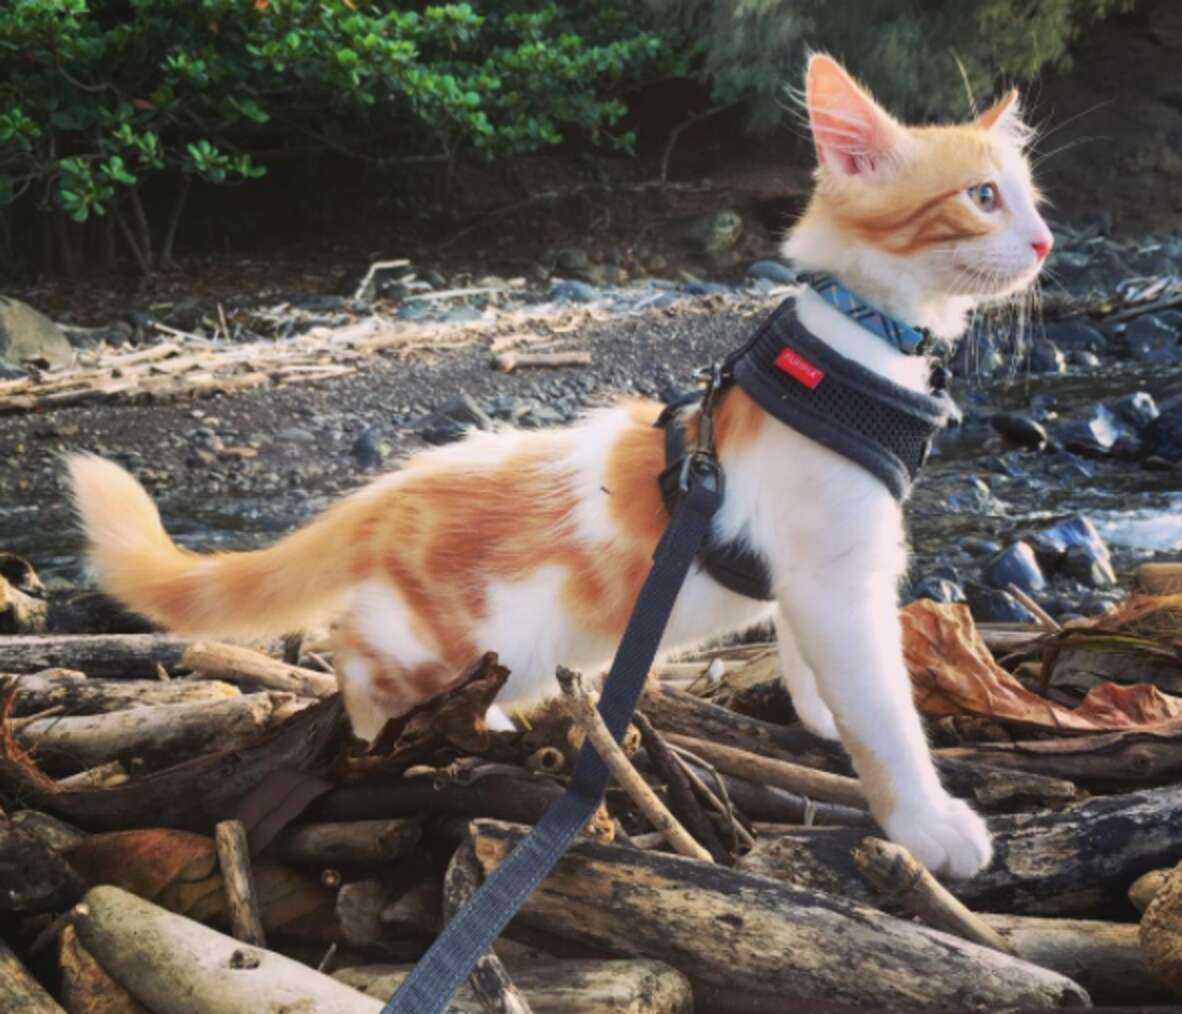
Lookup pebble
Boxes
[1141,402,1182,460]
[964,583,1037,624]
[552,280,599,304]
[351,428,390,470]
[912,576,966,604]
[748,260,796,285]
[1126,314,1182,362]
[1109,391,1159,432]
[982,541,1046,595]
[990,412,1048,450]
[1028,339,1066,374]
[1043,319,1108,353]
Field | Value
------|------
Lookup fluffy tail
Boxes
[66,453,369,638]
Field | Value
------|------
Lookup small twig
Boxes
[29,908,76,955]
[1006,584,1060,631]
[854,837,1016,955]
[493,351,591,373]
[9,705,64,733]
[352,258,410,301]
[556,666,713,863]
[214,819,267,947]
[57,759,128,790]
[668,742,756,851]
[444,838,534,1014]
[316,942,338,975]
[1103,292,1182,322]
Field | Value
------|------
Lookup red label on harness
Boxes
[774,347,825,389]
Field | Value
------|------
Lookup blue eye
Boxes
[968,182,1000,212]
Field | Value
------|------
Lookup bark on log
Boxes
[0,935,65,1013]
[215,819,267,948]
[0,634,187,676]
[981,913,1173,1006]
[11,671,239,717]
[182,641,338,699]
[334,959,694,1013]
[10,809,88,853]
[742,783,1182,919]
[18,694,277,772]
[0,814,88,914]
[0,696,347,833]
[59,923,149,1014]
[73,885,383,1013]
[469,820,1089,1009]
[1140,859,1182,996]
[274,818,422,865]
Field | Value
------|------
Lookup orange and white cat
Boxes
[67,56,1051,878]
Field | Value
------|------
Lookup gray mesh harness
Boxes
[659,295,954,601]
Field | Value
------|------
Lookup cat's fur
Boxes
[66,56,1052,878]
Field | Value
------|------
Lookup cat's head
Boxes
[785,55,1052,337]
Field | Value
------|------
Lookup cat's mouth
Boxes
[950,260,1042,298]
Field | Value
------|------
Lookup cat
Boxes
[66,55,1051,878]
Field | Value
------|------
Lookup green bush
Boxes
[0,0,665,270]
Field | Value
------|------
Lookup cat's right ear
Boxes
[805,54,903,176]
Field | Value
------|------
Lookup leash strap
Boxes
[383,473,723,1013]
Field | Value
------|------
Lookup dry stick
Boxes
[1104,292,1182,322]
[493,350,591,373]
[667,743,756,851]
[556,667,713,863]
[635,711,729,861]
[663,732,865,809]
[853,837,1016,956]
[1006,584,1061,631]
[9,704,64,733]
[56,760,127,790]
[444,838,534,1014]
[182,640,338,699]
[214,819,267,948]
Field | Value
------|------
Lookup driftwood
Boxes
[980,913,1173,1005]
[275,818,422,865]
[469,820,1088,1009]
[182,641,338,699]
[59,923,148,1013]
[0,572,48,633]
[0,634,187,677]
[10,809,89,853]
[1140,859,1182,996]
[492,351,591,372]
[10,671,239,717]
[73,885,383,1012]
[58,760,129,790]
[335,959,694,1013]
[0,936,65,1013]
[17,693,278,772]
[0,814,88,914]
[216,818,267,947]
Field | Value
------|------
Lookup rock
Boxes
[413,391,493,446]
[1028,339,1066,374]
[1063,544,1116,588]
[962,537,1002,558]
[1031,515,1116,587]
[645,254,668,273]
[748,260,796,285]
[1142,403,1182,460]
[683,279,731,297]
[990,413,1048,450]
[444,305,483,324]
[1051,403,1126,455]
[554,247,590,274]
[982,542,1046,595]
[552,280,599,304]
[351,428,390,471]
[964,583,1037,624]
[1127,315,1182,362]
[946,476,993,513]
[911,576,966,604]
[0,297,74,368]
[1043,319,1108,353]
[950,331,1004,379]
[683,209,743,255]
[1110,391,1159,433]
[1068,349,1101,368]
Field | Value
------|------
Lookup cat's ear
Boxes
[975,89,1029,144]
[805,54,903,176]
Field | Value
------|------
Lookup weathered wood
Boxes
[18,694,277,772]
[981,913,1173,1006]
[182,641,338,699]
[854,836,1015,954]
[663,732,865,808]
[0,936,65,1013]
[1136,562,1182,594]
[10,809,88,853]
[59,923,149,1013]
[1131,868,1169,913]
[742,783,1182,919]
[57,760,129,790]
[444,837,533,1013]
[275,818,422,865]
[470,820,1088,1009]
[73,885,383,1012]
[0,814,88,914]
[334,959,694,1013]
[1140,859,1182,996]
[216,819,267,947]
[11,671,239,717]
[0,634,187,677]
[492,351,591,372]
[0,573,48,633]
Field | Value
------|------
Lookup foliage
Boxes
[0,0,665,265]
[656,0,1136,125]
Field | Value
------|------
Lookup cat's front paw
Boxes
[882,795,992,879]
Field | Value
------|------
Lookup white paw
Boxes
[882,794,993,879]
[795,700,841,741]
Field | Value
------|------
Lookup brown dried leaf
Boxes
[59,923,149,1014]
[901,600,1182,732]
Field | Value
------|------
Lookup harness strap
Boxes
[383,474,723,1014]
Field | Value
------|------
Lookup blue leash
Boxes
[384,453,723,1012]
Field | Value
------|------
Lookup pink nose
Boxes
[1031,238,1052,260]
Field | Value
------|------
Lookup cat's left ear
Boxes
[975,89,1028,144]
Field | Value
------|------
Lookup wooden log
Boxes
[492,351,591,373]
[275,818,422,865]
[73,884,383,1012]
[1140,860,1182,996]
[10,809,88,853]
[1,815,88,914]
[216,819,267,948]
[334,959,694,1013]
[740,782,1182,919]
[981,913,1173,1006]
[0,936,65,1013]
[18,694,277,772]
[0,573,48,633]
[1131,868,1169,913]
[1136,562,1182,594]
[11,671,239,717]
[0,634,187,677]
[182,641,338,699]
[469,820,1088,1009]
[663,732,865,808]
[59,923,149,1014]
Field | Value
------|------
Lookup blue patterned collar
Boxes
[799,272,932,356]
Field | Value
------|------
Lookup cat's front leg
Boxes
[778,575,992,878]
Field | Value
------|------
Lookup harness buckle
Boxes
[678,449,722,495]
